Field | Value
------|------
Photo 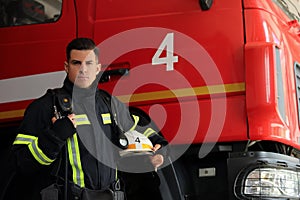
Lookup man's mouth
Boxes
[77,76,89,80]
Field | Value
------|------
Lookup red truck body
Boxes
[1,0,300,199]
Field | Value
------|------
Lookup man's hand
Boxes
[150,144,164,171]
[51,113,77,141]
[151,144,161,152]
[52,113,77,128]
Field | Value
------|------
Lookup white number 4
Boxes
[152,33,178,71]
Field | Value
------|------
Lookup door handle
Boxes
[99,68,129,83]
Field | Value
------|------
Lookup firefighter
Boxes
[8,38,168,200]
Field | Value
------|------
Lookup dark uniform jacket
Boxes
[9,77,168,200]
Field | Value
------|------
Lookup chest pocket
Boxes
[101,113,112,125]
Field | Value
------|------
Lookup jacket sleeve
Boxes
[12,93,75,174]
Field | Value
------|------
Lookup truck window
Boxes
[273,0,300,21]
[294,62,300,125]
[0,0,62,27]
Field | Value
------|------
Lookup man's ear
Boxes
[64,61,69,73]
[96,63,101,75]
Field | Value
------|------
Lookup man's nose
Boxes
[79,63,88,73]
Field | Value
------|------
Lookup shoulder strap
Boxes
[47,88,69,200]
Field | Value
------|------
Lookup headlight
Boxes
[239,167,300,199]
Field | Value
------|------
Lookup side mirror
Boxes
[199,0,213,11]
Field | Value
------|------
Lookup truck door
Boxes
[92,0,246,199]
[94,0,247,149]
[0,0,77,174]
[0,0,77,118]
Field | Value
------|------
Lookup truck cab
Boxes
[1,0,300,199]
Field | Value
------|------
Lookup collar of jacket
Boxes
[62,75,100,100]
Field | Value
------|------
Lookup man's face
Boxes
[65,49,101,88]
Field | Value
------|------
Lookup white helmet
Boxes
[119,130,154,156]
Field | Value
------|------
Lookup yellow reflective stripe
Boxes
[142,143,153,149]
[67,134,85,188]
[117,82,246,103]
[129,115,139,131]
[67,138,76,184]
[13,134,55,165]
[14,133,36,142]
[75,114,90,126]
[101,113,112,124]
[143,128,157,137]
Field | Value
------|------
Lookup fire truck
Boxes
[1,0,300,199]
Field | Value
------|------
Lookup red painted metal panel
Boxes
[92,0,246,144]
[244,0,300,149]
[0,0,77,79]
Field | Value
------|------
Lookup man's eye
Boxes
[71,61,81,66]
[86,61,94,66]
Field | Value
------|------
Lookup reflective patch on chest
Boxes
[74,114,91,126]
[101,113,112,124]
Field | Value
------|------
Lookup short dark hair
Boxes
[66,38,99,62]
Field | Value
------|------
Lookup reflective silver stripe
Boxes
[67,134,85,187]
[13,134,54,165]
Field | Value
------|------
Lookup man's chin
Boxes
[74,81,90,89]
